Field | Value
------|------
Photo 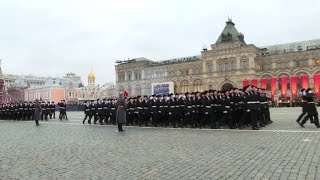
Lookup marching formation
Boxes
[83,85,273,130]
[0,100,68,121]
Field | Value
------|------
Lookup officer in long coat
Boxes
[34,99,41,126]
[116,94,127,132]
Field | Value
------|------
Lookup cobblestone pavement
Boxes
[1,108,320,180]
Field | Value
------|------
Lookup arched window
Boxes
[194,79,203,92]
[180,80,189,93]
[127,85,132,96]
[146,84,151,96]
[135,84,142,96]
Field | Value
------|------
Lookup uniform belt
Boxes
[98,108,102,110]
[230,102,234,104]
[144,108,148,109]
[103,107,108,109]
[206,106,211,108]
[129,108,135,110]
[111,108,116,110]
[307,102,315,104]
[91,108,95,110]
[164,106,168,108]
[175,106,180,107]
[152,106,157,108]
[225,106,231,108]
[196,105,200,107]
[217,104,222,106]
[239,102,244,104]
[170,107,175,108]
[60,107,66,109]
[180,105,184,107]
[159,106,164,108]
[137,107,143,109]
[187,106,192,108]
[261,102,268,104]
[85,109,90,111]
[248,101,260,104]
[118,106,124,108]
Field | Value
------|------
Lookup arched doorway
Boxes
[221,83,234,91]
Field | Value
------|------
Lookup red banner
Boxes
[291,76,298,99]
[242,80,248,88]
[123,90,129,97]
[270,78,277,101]
[260,78,267,89]
[301,75,309,89]
[280,77,288,98]
[314,74,320,98]
[251,79,258,87]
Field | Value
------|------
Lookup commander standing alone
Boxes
[116,94,127,132]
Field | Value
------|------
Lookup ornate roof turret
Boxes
[215,18,246,44]
[88,71,96,79]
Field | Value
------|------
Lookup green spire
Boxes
[216,19,245,44]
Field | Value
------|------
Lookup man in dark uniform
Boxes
[202,91,212,129]
[102,99,110,125]
[261,89,273,124]
[97,99,104,125]
[220,90,234,129]
[143,96,150,126]
[300,88,320,128]
[83,101,92,124]
[17,102,23,120]
[1,104,6,120]
[150,95,160,127]
[178,94,186,128]
[31,102,35,120]
[135,96,143,126]
[296,89,307,124]
[13,103,19,120]
[58,100,68,120]
[185,92,194,128]
[126,98,135,126]
[41,101,46,120]
[194,92,203,128]
[110,99,117,125]
[50,102,55,119]
[45,102,51,120]
[162,95,170,127]
[209,90,218,129]
[244,85,259,130]
[157,96,164,126]
[87,101,95,124]
[169,94,178,128]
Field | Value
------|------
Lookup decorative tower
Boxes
[88,70,96,87]
[0,60,4,103]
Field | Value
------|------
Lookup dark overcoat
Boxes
[34,102,41,121]
[116,98,127,124]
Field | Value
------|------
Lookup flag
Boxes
[123,90,129,97]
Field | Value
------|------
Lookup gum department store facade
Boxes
[115,20,320,100]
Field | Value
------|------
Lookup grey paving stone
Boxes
[0,108,320,179]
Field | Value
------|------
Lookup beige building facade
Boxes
[115,19,320,97]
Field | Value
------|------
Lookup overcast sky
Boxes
[0,0,319,84]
